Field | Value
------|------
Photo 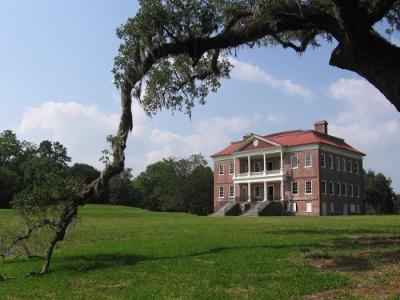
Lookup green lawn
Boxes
[0,205,400,299]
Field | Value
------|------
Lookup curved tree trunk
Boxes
[35,82,134,275]
[330,32,400,112]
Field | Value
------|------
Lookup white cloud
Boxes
[142,116,252,167]
[329,78,400,191]
[229,57,314,102]
[16,101,123,168]
[15,100,255,174]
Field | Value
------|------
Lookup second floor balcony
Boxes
[233,168,285,181]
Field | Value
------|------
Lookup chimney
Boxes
[314,120,328,134]
[243,133,253,140]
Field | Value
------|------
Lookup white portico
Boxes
[229,135,287,202]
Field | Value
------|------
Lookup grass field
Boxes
[0,205,400,299]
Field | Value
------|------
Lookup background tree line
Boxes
[0,130,213,215]
[0,129,398,215]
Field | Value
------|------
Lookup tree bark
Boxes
[330,31,400,111]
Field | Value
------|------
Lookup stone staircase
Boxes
[210,202,241,216]
[242,201,271,216]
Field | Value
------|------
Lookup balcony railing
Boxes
[233,169,284,179]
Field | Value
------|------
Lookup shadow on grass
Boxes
[306,235,400,272]
[52,242,319,273]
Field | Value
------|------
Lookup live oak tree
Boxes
[4,0,400,275]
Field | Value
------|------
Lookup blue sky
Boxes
[1,1,400,192]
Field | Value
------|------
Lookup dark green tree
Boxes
[133,154,213,215]
[38,140,71,165]
[364,169,398,214]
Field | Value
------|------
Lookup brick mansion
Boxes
[211,121,365,216]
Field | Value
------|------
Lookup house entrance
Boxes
[267,185,274,201]
[241,185,248,201]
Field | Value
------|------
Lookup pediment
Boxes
[233,135,280,153]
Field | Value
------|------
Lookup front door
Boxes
[267,185,274,201]
[241,185,248,201]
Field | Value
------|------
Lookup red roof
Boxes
[211,130,365,157]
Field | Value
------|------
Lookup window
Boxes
[219,163,224,175]
[229,185,234,197]
[321,180,327,194]
[291,181,299,195]
[219,186,224,198]
[229,163,234,174]
[293,202,298,212]
[329,181,335,195]
[330,202,335,213]
[350,204,356,214]
[254,162,261,172]
[355,161,359,174]
[305,153,312,168]
[291,155,298,169]
[355,185,360,198]
[347,160,352,173]
[336,182,341,196]
[341,183,347,196]
[356,204,360,214]
[328,155,334,169]
[348,184,353,197]
[320,153,326,167]
[305,180,312,194]
[336,157,341,171]
[266,161,273,171]
[342,158,346,172]
[306,202,312,213]
[254,185,261,198]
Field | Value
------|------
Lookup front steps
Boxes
[211,201,281,216]
[210,202,241,216]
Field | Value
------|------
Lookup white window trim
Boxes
[305,180,313,195]
[306,202,313,213]
[219,186,224,198]
[291,155,298,169]
[321,153,326,168]
[329,155,334,169]
[347,160,353,173]
[342,183,347,196]
[291,181,299,195]
[305,153,312,168]
[356,185,360,198]
[321,180,327,195]
[229,163,234,174]
[219,163,224,175]
[336,182,341,196]
[355,161,359,174]
[330,202,335,213]
[329,181,335,196]
[293,202,298,212]
[229,185,234,198]
[349,184,353,197]
[342,158,346,172]
[336,157,341,171]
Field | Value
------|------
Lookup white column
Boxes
[280,149,283,171]
[247,182,251,202]
[233,184,236,202]
[247,155,251,176]
[263,181,267,201]
[280,179,284,201]
[263,153,266,175]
